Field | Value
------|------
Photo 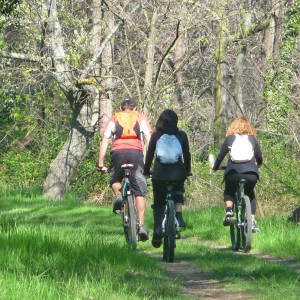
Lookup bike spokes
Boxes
[241,196,252,252]
[122,195,138,249]
[163,200,176,262]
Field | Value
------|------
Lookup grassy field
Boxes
[0,188,299,299]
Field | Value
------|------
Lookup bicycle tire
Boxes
[230,205,241,251]
[163,200,175,262]
[123,195,137,249]
[241,195,252,252]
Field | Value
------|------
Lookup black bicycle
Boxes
[162,182,181,263]
[210,156,253,253]
[121,163,139,249]
[227,179,253,252]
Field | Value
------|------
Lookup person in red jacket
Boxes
[97,98,152,241]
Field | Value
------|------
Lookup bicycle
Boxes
[162,182,181,263]
[209,154,253,253]
[227,178,253,252]
[120,163,139,249]
[215,168,253,253]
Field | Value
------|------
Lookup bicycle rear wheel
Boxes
[230,205,241,251]
[163,200,175,262]
[123,195,137,249]
[241,195,252,252]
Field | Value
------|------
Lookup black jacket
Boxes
[144,130,191,181]
[212,134,263,179]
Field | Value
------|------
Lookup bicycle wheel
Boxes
[163,200,175,262]
[230,205,241,251]
[123,195,137,249]
[241,195,252,252]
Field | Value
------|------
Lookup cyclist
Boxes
[97,98,152,241]
[143,109,192,248]
[211,117,263,232]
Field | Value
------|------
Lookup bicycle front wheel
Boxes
[241,195,252,252]
[163,200,175,263]
[123,195,137,249]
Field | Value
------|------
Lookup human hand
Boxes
[97,165,108,173]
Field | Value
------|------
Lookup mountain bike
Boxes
[162,182,181,263]
[121,163,139,249]
[227,179,253,252]
[209,154,253,253]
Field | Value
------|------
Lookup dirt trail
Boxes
[150,240,300,299]
[158,257,251,299]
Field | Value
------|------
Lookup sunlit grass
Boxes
[178,206,300,299]
[0,189,183,300]
[0,187,299,299]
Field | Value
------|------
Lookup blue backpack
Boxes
[156,134,183,164]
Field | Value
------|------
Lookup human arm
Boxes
[97,136,110,173]
[212,137,230,171]
[180,131,192,174]
[253,138,263,167]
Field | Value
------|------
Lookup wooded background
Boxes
[0,1,299,214]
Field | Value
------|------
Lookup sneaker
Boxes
[252,220,260,233]
[139,225,149,242]
[175,231,181,239]
[223,210,234,226]
[152,232,162,248]
[176,212,187,227]
[113,195,123,214]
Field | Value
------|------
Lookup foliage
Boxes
[0,0,20,15]
[70,133,112,201]
[264,0,300,134]
[0,82,70,190]
[256,133,300,215]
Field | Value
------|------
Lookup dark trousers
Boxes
[224,173,258,214]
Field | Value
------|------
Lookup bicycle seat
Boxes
[239,179,248,184]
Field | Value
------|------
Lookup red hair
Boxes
[226,117,256,136]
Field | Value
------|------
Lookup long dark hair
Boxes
[155,109,179,135]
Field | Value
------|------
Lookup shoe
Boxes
[252,220,260,233]
[175,231,181,239]
[176,212,186,227]
[139,225,149,242]
[152,232,162,248]
[223,210,234,226]
[113,195,123,214]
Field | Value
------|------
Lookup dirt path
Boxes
[150,240,300,299]
[154,255,252,299]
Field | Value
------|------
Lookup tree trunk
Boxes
[43,101,95,199]
[213,3,227,148]
[143,8,157,114]
[43,0,115,199]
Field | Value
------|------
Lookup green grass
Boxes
[179,206,300,299]
[0,189,183,300]
[0,188,299,299]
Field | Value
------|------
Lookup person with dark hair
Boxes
[97,98,152,241]
[212,117,263,232]
[144,109,192,248]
